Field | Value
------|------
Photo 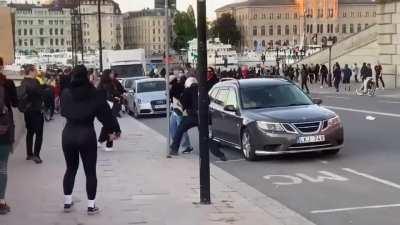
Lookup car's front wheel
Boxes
[133,105,140,119]
[241,129,257,161]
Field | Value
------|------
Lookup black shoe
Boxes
[26,155,34,160]
[169,150,179,156]
[33,156,43,164]
[87,206,100,215]
[0,203,10,215]
[182,147,194,154]
[64,202,74,213]
[218,155,227,162]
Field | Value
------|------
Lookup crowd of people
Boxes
[0,57,122,215]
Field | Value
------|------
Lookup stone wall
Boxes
[378,1,400,88]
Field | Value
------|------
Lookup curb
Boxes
[132,117,317,225]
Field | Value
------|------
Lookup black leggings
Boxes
[62,125,97,200]
[24,111,44,157]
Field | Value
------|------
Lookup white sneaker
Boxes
[320,86,324,89]
[104,147,114,152]
[97,142,104,149]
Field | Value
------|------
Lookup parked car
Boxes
[127,78,167,118]
[209,78,344,161]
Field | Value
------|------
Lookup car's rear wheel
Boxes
[241,129,257,161]
[133,105,140,119]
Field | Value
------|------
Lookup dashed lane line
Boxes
[342,168,400,190]
[326,106,400,118]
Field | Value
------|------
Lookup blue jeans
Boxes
[170,111,192,150]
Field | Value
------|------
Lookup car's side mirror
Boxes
[224,105,237,112]
[312,98,323,105]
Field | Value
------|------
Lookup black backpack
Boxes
[17,80,32,113]
[0,84,12,137]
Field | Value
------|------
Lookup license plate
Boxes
[297,135,325,144]
[154,105,166,109]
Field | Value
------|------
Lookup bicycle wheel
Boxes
[368,83,376,97]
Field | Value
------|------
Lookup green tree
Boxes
[172,5,197,52]
[209,13,241,47]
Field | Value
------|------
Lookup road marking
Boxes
[325,96,351,100]
[311,204,400,214]
[319,160,328,164]
[263,171,349,186]
[263,175,303,186]
[326,106,400,118]
[343,168,400,190]
[379,100,400,104]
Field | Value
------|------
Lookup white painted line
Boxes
[342,168,400,190]
[311,204,400,214]
[326,106,400,118]
[379,100,400,104]
[319,160,328,164]
[325,96,351,100]
[365,116,376,121]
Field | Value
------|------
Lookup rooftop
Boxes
[216,0,377,12]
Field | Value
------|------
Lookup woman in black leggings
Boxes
[61,65,120,215]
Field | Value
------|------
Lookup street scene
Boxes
[0,0,400,225]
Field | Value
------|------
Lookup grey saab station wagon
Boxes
[209,78,344,161]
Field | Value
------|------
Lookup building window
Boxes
[366,12,370,17]
[293,25,297,35]
[18,29,21,36]
[269,13,274,19]
[294,13,298,19]
[253,14,257,20]
[49,20,53,25]
[285,25,289,35]
[38,20,44,25]
[342,24,347,33]
[40,38,44,46]
[318,9,323,18]
[261,26,266,36]
[351,12,355,17]
[358,12,362,17]
[50,39,53,46]
[39,28,43,35]
[29,29,32,35]
[277,25,281,35]
[328,9,334,18]
[30,39,33,46]
[343,12,347,18]
[262,40,265,47]
[55,29,58,35]
[60,29,63,35]
[358,24,362,32]
[253,26,257,36]
[24,40,27,46]
[335,24,340,33]
[18,39,22,46]
[350,24,354,33]
[277,13,281,19]
[269,25,273,35]
[50,29,53,35]
[55,39,59,45]
[24,29,27,36]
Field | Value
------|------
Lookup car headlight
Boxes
[256,121,285,132]
[323,115,341,130]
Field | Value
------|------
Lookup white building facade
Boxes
[10,3,72,54]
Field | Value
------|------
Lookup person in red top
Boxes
[374,62,385,90]
[241,66,249,79]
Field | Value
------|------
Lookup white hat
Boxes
[185,77,198,88]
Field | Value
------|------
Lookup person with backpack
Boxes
[61,65,120,215]
[0,57,18,214]
[19,65,44,164]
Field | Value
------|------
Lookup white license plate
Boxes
[154,105,166,109]
[298,135,325,144]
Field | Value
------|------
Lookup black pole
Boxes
[78,0,84,63]
[97,0,103,72]
[197,0,211,205]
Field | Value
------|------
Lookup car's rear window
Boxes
[240,84,313,109]
[137,81,166,93]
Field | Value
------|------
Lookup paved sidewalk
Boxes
[0,115,315,225]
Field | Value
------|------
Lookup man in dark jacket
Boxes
[21,65,44,164]
[320,64,329,88]
[333,63,342,92]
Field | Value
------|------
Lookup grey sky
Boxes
[7,0,242,19]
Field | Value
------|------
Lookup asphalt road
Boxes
[133,89,400,225]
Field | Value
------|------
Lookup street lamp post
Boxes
[197,0,211,205]
[165,0,171,158]
[327,40,333,87]
[97,0,103,72]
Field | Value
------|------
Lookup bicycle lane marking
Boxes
[309,168,400,214]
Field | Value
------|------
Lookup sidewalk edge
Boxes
[133,118,317,225]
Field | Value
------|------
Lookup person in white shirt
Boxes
[353,63,359,83]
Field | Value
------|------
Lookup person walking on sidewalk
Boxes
[353,63,360,83]
[360,63,368,82]
[333,63,342,92]
[97,70,121,151]
[375,62,385,90]
[320,64,328,88]
[20,65,45,164]
[61,65,121,215]
[0,57,18,215]
[300,65,310,94]
[342,64,352,92]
